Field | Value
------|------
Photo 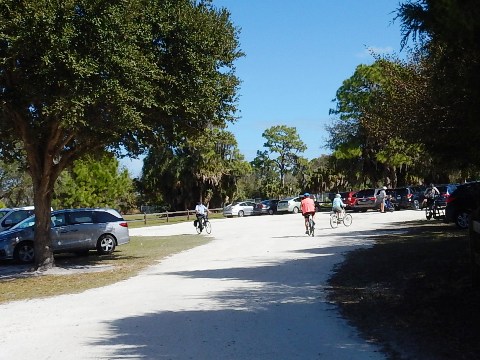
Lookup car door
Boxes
[53,210,97,250]
[245,201,256,215]
[50,212,72,251]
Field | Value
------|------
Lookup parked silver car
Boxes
[276,196,302,214]
[223,201,256,217]
[0,208,130,264]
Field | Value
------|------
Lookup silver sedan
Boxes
[223,201,256,217]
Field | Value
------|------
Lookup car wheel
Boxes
[455,212,469,229]
[96,234,116,255]
[268,209,274,215]
[293,207,299,214]
[237,210,245,217]
[14,241,35,264]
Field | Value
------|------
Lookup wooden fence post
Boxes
[144,212,147,225]
[166,211,169,223]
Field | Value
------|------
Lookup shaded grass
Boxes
[328,221,480,360]
[0,235,209,304]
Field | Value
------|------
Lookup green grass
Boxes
[0,235,210,304]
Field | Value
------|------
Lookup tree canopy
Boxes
[261,125,306,189]
[53,154,136,212]
[140,128,250,210]
[396,0,480,166]
[0,0,243,269]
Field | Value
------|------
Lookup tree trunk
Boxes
[27,147,60,271]
[33,185,54,270]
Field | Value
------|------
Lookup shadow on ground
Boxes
[89,242,385,359]
[89,220,442,359]
[328,221,480,360]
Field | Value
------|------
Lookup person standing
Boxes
[378,186,387,213]
[300,193,316,234]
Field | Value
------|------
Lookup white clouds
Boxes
[356,46,395,58]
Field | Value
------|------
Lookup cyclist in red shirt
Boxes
[301,193,316,234]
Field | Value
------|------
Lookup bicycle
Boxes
[384,196,395,212]
[195,216,212,234]
[330,210,352,228]
[425,198,445,221]
[306,214,315,236]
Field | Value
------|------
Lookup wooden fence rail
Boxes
[125,208,224,225]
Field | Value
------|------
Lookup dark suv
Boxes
[431,183,458,208]
[445,181,480,229]
[253,199,279,215]
[352,188,382,212]
[410,185,426,210]
[391,186,418,210]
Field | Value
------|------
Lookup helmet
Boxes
[304,192,310,197]
[335,193,341,198]
[383,186,387,190]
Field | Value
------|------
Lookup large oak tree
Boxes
[0,0,242,269]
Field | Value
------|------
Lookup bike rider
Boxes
[195,201,209,231]
[301,193,316,234]
[422,183,440,209]
[332,193,346,218]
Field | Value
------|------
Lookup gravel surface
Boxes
[0,210,425,359]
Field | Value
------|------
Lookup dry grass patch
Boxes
[0,235,209,304]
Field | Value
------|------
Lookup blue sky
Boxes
[121,0,405,177]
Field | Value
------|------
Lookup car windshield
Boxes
[10,215,36,230]
[436,185,447,193]
[358,189,374,197]
[0,209,10,219]
[394,188,407,196]
[447,184,458,194]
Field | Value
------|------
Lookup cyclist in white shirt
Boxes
[195,201,209,230]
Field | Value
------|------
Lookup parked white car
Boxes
[223,201,256,217]
[276,196,302,214]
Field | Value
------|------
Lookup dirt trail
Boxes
[0,210,424,359]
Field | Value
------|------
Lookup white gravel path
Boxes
[0,210,425,359]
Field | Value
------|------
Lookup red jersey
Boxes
[301,197,315,214]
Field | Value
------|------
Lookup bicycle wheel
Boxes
[330,214,339,228]
[309,217,314,236]
[343,214,353,227]
[425,207,432,220]
[195,223,202,234]
[204,221,212,234]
